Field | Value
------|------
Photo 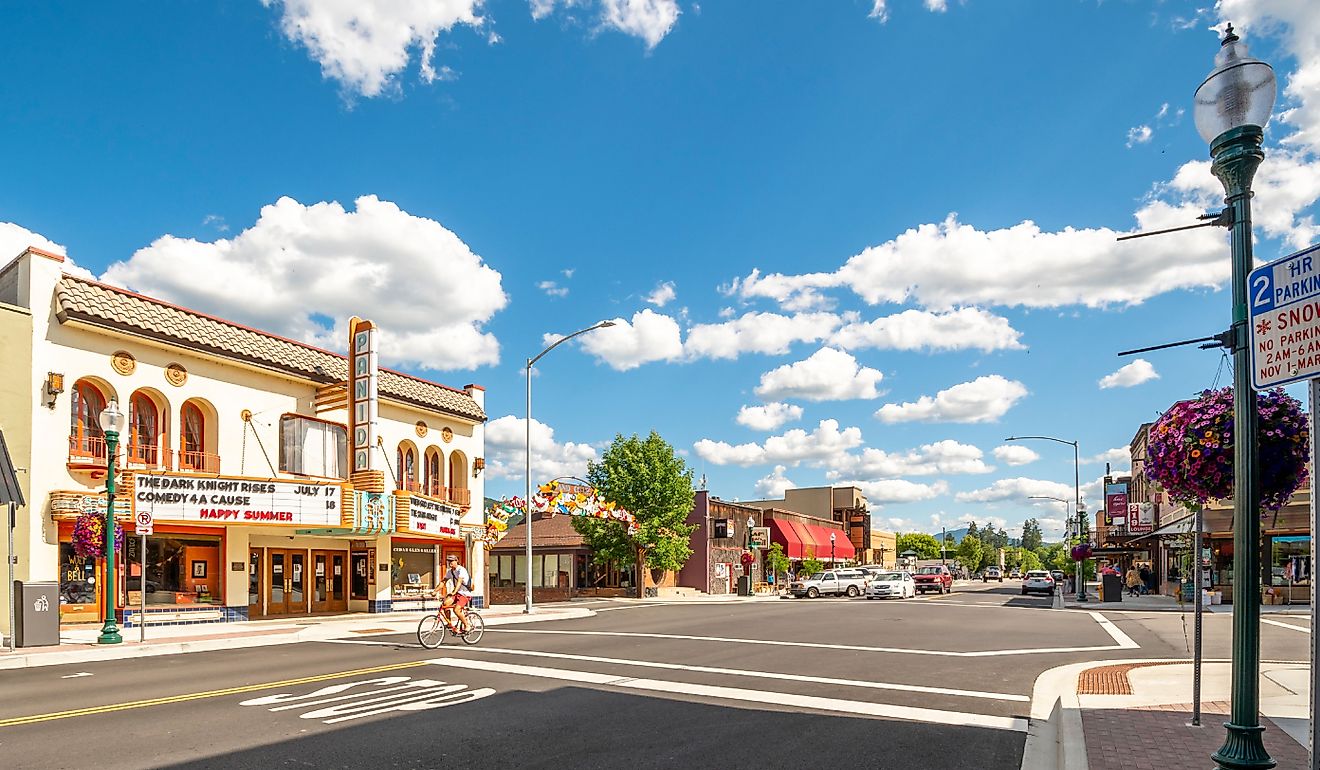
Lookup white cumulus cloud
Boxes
[992,445,1040,466]
[694,419,863,467]
[1126,124,1153,148]
[484,415,598,481]
[645,281,677,307]
[736,402,804,431]
[753,465,795,498]
[1098,359,1159,389]
[955,477,1074,504]
[876,375,1027,424]
[533,0,680,48]
[829,440,993,479]
[755,347,884,402]
[575,309,684,370]
[843,479,949,504]
[829,307,1024,353]
[261,0,487,97]
[102,195,507,371]
[1084,447,1132,467]
[685,311,840,360]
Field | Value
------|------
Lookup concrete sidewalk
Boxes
[0,603,595,671]
[1025,658,1312,770]
[1063,592,1310,615]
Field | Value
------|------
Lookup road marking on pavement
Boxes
[486,610,1140,658]
[60,672,93,679]
[0,660,429,728]
[425,657,1029,732]
[1089,612,1140,649]
[239,675,495,724]
[1263,618,1310,634]
[435,645,1028,702]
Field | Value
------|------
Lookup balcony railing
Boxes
[398,478,423,493]
[125,442,164,468]
[178,449,221,474]
[445,487,471,507]
[68,434,110,468]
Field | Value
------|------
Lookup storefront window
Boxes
[350,551,371,600]
[1270,536,1311,586]
[59,542,97,607]
[392,544,437,596]
[123,535,223,605]
[279,415,348,478]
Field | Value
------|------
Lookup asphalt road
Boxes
[0,583,1310,770]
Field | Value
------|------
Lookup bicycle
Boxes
[417,606,485,648]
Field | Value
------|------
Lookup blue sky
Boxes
[4,1,1319,539]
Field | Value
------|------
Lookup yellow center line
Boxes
[0,660,430,728]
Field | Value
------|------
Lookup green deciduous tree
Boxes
[766,542,790,582]
[1021,518,1043,551]
[574,431,696,598]
[896,532,941,559]
[800,549,824,577]
[956,535,983,573]
[1019,550,1043,572]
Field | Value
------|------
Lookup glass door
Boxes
[268,551,287,615]
[249,549,263,617]
[330,554,346,611]
[289,552,306,613]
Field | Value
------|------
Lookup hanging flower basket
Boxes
[1145,387,1309,514]
[71,511,124,558]
[1070,543,1093,561]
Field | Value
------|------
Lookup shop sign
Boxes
[406,495,461,538]
[349,317,379,473]
[352,490,395,534]
[1104,483,1128,527]
[1128,502,1154,534]
[131,474,342,526]
[749,527,770,549]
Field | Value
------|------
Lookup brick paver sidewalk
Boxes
[1083,702,1307,770]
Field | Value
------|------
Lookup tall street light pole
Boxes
[524,320,615,615]
[1192,25,1277,770]
[1007,435,1086,601]
[97,400,125,645]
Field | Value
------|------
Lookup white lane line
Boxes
[1089,612,1140,649]
[486,628,1136,657]
[436,645,1027,702]
[425,657,1028,732]
[1263,618,1311,634]
[59,672,94,679]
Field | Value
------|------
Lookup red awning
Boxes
[768,519,808,559]
[767,519,855,562]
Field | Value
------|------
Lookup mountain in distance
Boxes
[931,527,970,542]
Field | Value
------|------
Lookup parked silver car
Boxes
[789,569,869,598]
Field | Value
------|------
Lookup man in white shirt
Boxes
[441,554,473,632]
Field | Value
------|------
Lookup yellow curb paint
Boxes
[0,660,429,728]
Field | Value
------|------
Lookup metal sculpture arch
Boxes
[483,477,636,548]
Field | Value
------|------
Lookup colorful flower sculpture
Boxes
[481,497,523,548]
[72,511,124,558]
[531,480,638,534]
[1145,387,1309,514]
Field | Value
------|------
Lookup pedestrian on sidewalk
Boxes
[1138,565,1153,595]
[1125,565,1141,597]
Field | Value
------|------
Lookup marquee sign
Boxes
[349,317,379,473]
[404,494,461,538]
[131,474,343,526]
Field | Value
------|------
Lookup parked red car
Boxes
[913,565,953,594]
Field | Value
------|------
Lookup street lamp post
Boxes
[830,531,836,567]
[1193,25,1277,770]
[97,400,125,645]
[1007,435,1086,601]
[524,320,615,615]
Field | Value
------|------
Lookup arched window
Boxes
[128,393,160,466]
[448,452,468,507]
[180,402,206,470]
[69,380,106,457]
[397,443,418,492]
[425,449,443,496]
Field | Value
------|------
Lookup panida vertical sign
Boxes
[349,317,379,473]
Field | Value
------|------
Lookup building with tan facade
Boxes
[0,247,488,637]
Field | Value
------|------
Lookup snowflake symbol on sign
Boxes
[1256,318,1272,335]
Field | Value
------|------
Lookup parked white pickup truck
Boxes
[789,569,869,598]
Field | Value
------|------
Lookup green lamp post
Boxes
[1193,24,1277,770]
[97,399,125,645]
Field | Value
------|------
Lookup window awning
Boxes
[768,519,855,561]
[1131,510,1200,540]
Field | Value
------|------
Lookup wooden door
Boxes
[248,549,263,618]
[311,550,349,613]
[268,550,309,615]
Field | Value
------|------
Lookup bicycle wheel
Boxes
[461,611,485,645]
[417,613,447,649]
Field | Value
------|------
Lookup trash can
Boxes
[1101,573,1123,603]
[736,575,752,597]
[13,581,60,648]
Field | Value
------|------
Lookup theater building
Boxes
[0,247,487,634]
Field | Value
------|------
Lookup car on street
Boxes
[1008,568,1021,579]
[865,571,915,600]
[1021,570,1056,596]
[789,569,869,598]
[1050,569,1066,587]
[912,565,953,594]
[983,566,1003,582]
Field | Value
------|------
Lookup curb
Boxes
[0,607,596,671]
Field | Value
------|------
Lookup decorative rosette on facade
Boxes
[1145,387,1309,515]
[72,511,124,558]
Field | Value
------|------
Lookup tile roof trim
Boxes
[55,274,486,422]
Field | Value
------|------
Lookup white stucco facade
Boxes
[0,248,488,638]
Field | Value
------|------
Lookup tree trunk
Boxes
[636,546,647,600]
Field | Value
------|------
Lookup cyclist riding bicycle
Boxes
[440,554,473,632]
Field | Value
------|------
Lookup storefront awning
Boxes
[801,522,855,562]
[768,519,809,560]
[1132,510,1201,540]
[767,519,855,561]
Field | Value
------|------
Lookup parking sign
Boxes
[135,509,154,536]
